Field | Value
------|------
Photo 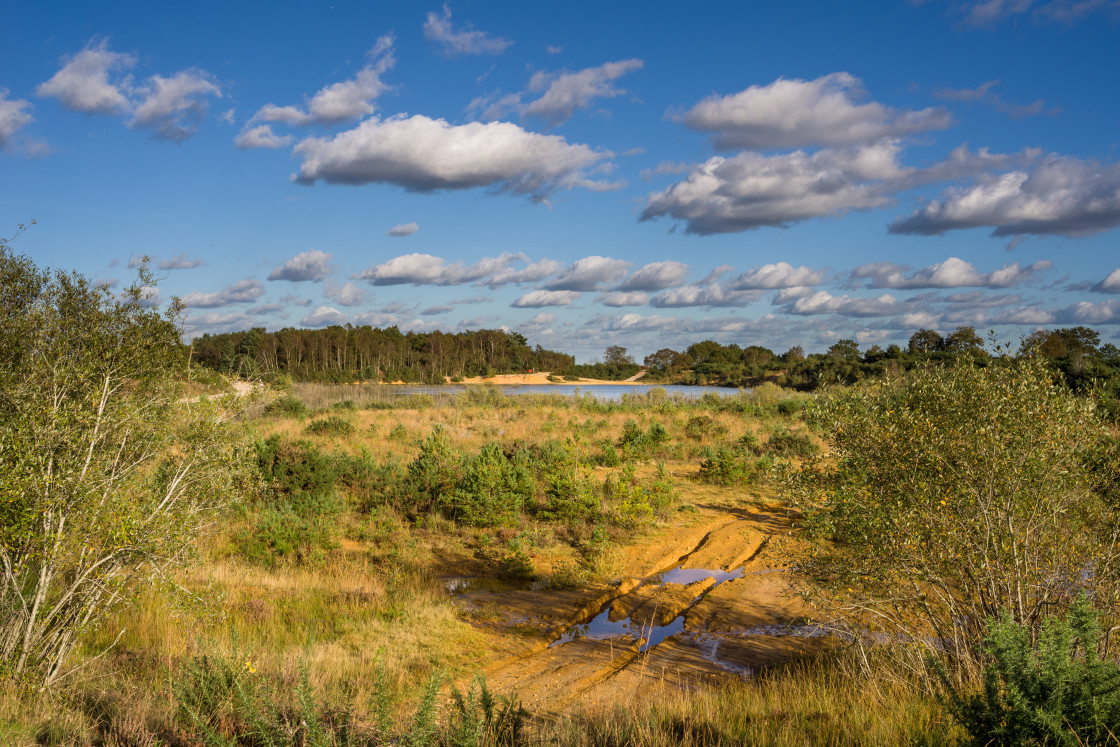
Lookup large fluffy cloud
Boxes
[292,115,615,198]
[850,257,1053,289]
[679,73,951,150]
[269,250,333,282]
[547,256,631,291]
[423,5,511,56]
[641,142,904,234]
[248,36,394,130]
[889,156,1120,238]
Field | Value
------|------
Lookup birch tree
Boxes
[0,235,253,685]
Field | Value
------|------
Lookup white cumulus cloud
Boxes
[235,124,293,149]
[360,252,527,286]
[182,278,265,308]
[731,262,826,289]
[387,222,419,237]
[1092,269,1120,293]
[301,306,348,327]
[617,260,689,291]
[129,69,221,142]
[889,156,1120,238]
[251,36,395,127]
[523,59,643,126]
[785,290,902,317]
[292,114,615,199]
[36,38,134,114]
[642,142,905,235]
[269,250,333,282]
[597,291,650,307]
[0,91,39,153]
[850,257,1053,289]
[548,256,632,291]
[679,72,951,150]
[511,290,581,308]
[37,38,221,142]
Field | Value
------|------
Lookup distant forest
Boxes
[192,324,1120,399]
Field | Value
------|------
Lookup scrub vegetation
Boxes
[5,241,1120,745]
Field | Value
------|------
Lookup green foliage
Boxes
[172,636,522,746]
[762,427,817,458]
[0,244,253,685]
[698,446,757,486]
[265,395,308,418]
[444,443,533,527]
[934,595,1120,746]
[244,437,346,564]
[616,419,671,460]
[684,415,727,441]
[788,357,1120,663]
[405,426,460,516]
[304,415,356,436]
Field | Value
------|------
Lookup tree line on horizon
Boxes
[191,322,1120,395]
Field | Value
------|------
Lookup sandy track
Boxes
[452,504,825,715]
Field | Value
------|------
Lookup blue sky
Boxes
[3,0,1119,360]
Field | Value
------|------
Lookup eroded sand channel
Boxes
[447,506,835,714]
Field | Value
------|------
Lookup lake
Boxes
[385,383,742,401]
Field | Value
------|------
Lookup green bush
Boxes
[935,595,1120,746]
[265,395,307,418]
[788,357,1120,664]
[698,446,756,485]
[304,414,355,436]
[443,442,533,527]
[684,414,727,441]
[763,426,817,458]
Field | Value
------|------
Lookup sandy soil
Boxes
[448,500,826,716]
[455,371,650,386]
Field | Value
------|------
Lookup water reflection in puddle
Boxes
[549,564,745,652]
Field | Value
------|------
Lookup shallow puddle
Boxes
[548,564,743,652]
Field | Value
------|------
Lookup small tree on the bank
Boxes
[786,353,1120,669]
[0,237,254,685]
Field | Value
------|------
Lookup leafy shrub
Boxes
[763,427,817,458]
[617,419,672,459]
[304,415,355,436]
[788,357,1120,664]
[684,414,727,441]
[934,595,1120,746]
[404,426,460,515]
[265,395,307,418]
[444,442,533,527]
[539,464,600,524]
[387,422,409,440]
[698,446,756,485]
